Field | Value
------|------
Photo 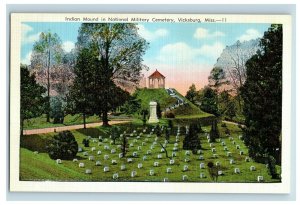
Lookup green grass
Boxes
[23,114,101,130]
[134,88,177,110]
[20,122,281,182]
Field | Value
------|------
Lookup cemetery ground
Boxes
[20,122,281,183]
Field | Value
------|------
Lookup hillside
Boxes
[134,88,177,111]
[134,88,212,118]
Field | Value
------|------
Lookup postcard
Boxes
[10,13,292,193]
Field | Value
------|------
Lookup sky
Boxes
[21,22,270,95]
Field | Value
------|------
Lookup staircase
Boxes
[164,88,188,112]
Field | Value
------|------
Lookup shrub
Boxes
[82,138,89,147]
[183,123,201,150]
[165,112,175,118]
[47,131,78,160]
[221,123,227,127]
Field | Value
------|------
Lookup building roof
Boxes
[148,69,165,79]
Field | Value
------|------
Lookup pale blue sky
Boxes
[21,22,270,93]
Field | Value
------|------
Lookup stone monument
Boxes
[148,101,159,123]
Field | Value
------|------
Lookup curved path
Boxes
[23,120,132,135]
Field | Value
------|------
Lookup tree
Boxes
[30,31,64,122]
[20,64,46,136]
[77,23,149,126]
[209,120,220,143]
[46,131,78,160]
[219,90,237,119]
[214,39,261,110]
[240,25,282,176]
[199,86,219,116]
[185,83,198,104]
[111,126,121,145]
[49,96,64,124]
[183,123,201,151]
[67,47,99,128]
[208,67,228,94]
[121,134,128,158]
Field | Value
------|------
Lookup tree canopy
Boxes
[20,64,46,135]
[241,24,282,177]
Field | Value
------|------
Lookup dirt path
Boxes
[23,120,132,135]
[222,120,245,128]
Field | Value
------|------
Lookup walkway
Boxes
[23,120,132,135]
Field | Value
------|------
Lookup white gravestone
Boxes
[200,173,206,178]
[127,158,133,163]
[73,158,78,162]
[166,167,172,173]
[97,150,102,155]
[118,153,123,158]
[230,159,235,164]
[169,159,175,165]
[143,156,147,161]
[154,162,159,167]
[250,166,256,171]
[200,163,205,169]
[112,173,119,179]
[131,171,137,177]
[120,164,126,171]
[234,168,240,174]
[199,155,204,160]
[79,162,85,168]
[148,101,159,123]
[149,169,155,176]
[182,175,188,181]
[103,166,109,172]
[95,161,101,166]
[85,169,92,174]
[56,159,62,164]
[111,160,117,165]
[157,154,162,159]
[138,163,143,169]
[91,147,96,151]
[218,170,223,175]
[257,176,264,182]
[88,156,94,161]
[183,165,188,171]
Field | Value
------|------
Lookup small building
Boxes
[148,69,165,89]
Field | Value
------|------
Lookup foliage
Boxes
[165,112,175,118]
[199,86,219,116]
[209,120,220,142]
[67,47,101,128]
[183,123,201,151]
[185,83,198,104]
[30,31,65,122]
[20,64,46,135]
[77,23,148,125]
[50,96,64,124]
[46,131,78,160]
[208,67,228,94]
[120,98,141,115]
[111,126,121,144]
[156,102,162,119]
[240,24,282,169]
[207,161,219,182]
[82,138,89,147]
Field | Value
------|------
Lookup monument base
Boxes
[148,117,159,123]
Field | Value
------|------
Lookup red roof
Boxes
[148,69,165,79]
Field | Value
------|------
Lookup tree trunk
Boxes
[83,113,86,129]
[20,118,24,137]
[102,111,109,126]
[46,43,51,123]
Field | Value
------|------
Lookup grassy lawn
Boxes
[20,122,281,182]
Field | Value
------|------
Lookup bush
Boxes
[183,123,201,150]
[165,112,175,118]
[82,138,89,147]
[47,131,78,160]
[221,123,227,127]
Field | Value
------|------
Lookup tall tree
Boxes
[76,23,148,126]
[214,39,261,110]
[199,86,219,116]
[208,67,228,110]
[240,24,282,178]
[185,83,198,104]
[30,31,64,122]
[67,47,98,128]
[20,64,46,136]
